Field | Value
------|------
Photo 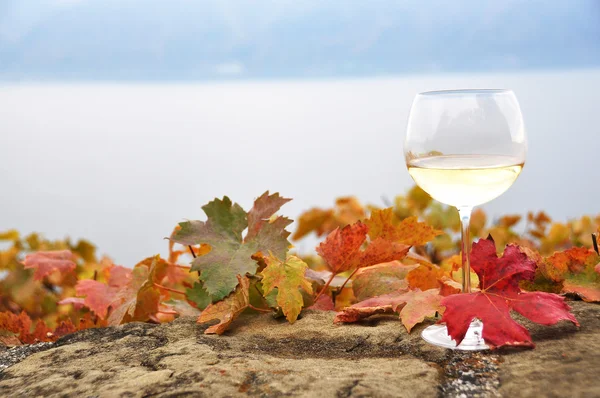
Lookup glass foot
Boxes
[421,320,489,351]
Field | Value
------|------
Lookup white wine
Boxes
[407,155,524,207]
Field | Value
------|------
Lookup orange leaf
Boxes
[365,208,442,246]
[498,215,522,228]
[407,263,445,291]
[316,222,368,274]
[335,289,444,332]
[198,275,250,335]
[316,222,410,275]
[292,208,336,240]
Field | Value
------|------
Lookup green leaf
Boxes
[171,194,292,302]
[185,282,211,310]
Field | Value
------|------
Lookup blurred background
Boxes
[1,0,599,265]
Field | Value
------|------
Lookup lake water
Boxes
[1,69,599,265]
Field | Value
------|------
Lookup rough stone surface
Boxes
[0,301,597,397]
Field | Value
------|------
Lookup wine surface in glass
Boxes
[407,154,523,207]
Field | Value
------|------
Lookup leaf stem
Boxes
[337,268,359,293]
[248,304,272,313]
[154,283,186,296]
[188,245,196,258]
[314,273,336,303]
[157,310,178,315]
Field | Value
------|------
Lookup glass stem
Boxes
[458,206,473,293]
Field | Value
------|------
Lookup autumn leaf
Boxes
[0,230,19,241]
[470,209,487,237]
[441,239,578,349]
[246,191,291,241]
[316,222,368,273]
[365,208,442,246]
[335,289,444,332]
[171,194,291,301]
[497,215,522,228]
[316,221,410,274]
[162,299,202,317]
[0,311,76,344]
[307,294,335,311]
[292,197,364,240]
[23,250,76,281]
[542,247,600,302]
[352,261,414,301]
[260,253,313,323]
[185,282,211,310]
[438,277,462,296]
[107,256,168,325]
[198,275,250,335]
[406,262,445,291]
[291,208,336,241]
[61,265,132,319]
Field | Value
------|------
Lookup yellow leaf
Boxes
[365,208,442,246]
[260,253,313,323]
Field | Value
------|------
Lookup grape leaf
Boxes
[292,197,364,240]
[107,256,168,326]
[198,275,250,335]
[543,247,600,302]
[438,276,462,296]
[260,253,313,323]
[162,299,202,317]
[171,194,291,301]
[406,262,445,291]
[0,311,76,344]
[246,192,291,241]
[61,265,133,319]
[335,289,444,332]
[291,208,336,240]
[23,250,76,281]
[352,261,414,301]
[307,294,335,311]
[441,239,578,349]
[185,282,211,310]
[316,222,368,273]
[0,230,19,241]
[365,208,442,246]
[316,221,410,274]
[498,215,522,228]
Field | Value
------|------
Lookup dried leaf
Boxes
[335,289,444,332]
[198,276,250,335]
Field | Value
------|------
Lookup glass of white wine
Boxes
[404,89,527,350]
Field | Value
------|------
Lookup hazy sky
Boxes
[1,0,599,80]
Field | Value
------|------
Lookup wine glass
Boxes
[404,89,527,350]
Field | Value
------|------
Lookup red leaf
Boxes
[0,311,76,344]
[72,280,118,319]
[316,222,368,274]
[307,294,335,311]
[61,265,132,319]
[441,239,578,349]
[23,250,76,281]
[316,222,410,274]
